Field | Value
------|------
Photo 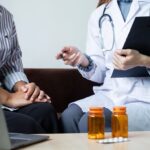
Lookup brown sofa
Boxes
[24,68,100,113]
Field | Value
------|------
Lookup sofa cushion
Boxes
[24,68,100,113]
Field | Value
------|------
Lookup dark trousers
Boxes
[60,104,112,133]
[4,103,59,133]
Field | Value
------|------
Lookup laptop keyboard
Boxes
[8,132,49,149]
[10,133,31,145]
[10,137,31,146]
[11,139,24,145]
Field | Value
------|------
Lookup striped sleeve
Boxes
[0,11,28,91]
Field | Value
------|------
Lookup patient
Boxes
[0,5,58,133]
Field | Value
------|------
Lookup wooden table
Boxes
[20,132,150,150]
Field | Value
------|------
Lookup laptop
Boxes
[0,106,49,150]
[112,16,150,77]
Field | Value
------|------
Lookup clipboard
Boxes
[112,17,150,77]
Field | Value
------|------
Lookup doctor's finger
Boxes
[63,52,77,62]
[64,56,77,66]
[113,58,129,70]
[64,53,79,66]
[64,60,71,65]
[69,52,81,66]
[113,60,122,69]
[73,53,84,66]
[114,53,126,64]
[113,56,124,68]
[69,47,79,53]
[56,52,63,59]
[116,49,132,56]
[62,47,72,53]
[68,53,77,60]
[62,52,73,60]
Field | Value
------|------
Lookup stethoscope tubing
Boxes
[99,2,115,52]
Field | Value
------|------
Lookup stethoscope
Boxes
[99,2,115,52]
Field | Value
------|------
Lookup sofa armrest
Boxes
[24,68,100,113]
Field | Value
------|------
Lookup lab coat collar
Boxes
[125,0,140,24]
[125,0,150,24]
[107,0,125,27]
[108,0,140,26]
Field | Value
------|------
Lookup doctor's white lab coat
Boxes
[73,0,150,112]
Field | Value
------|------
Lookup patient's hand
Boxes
[5,91,32,108]
[14,81,51,103]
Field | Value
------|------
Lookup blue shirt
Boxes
[117,0,132,21]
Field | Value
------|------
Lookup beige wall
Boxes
[0,0,97,68]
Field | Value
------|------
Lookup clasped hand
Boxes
[6,82,51,108]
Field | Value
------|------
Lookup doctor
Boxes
[57,0,150,133]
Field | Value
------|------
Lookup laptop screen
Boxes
[0,106,12,150]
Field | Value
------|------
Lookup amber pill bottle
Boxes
[112,106,128,138]
[88,107,105,139]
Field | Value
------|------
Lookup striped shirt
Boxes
[0,5,28,91]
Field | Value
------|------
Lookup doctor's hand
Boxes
[113,49,146,70]
[56,46,89,67]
